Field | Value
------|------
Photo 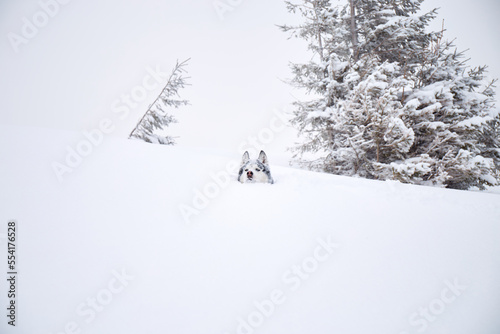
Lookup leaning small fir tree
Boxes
[129,59,190,145]
[280,0,499,189]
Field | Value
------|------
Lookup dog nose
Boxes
[247,171,253,177]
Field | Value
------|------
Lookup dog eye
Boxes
[245,169,248,171]
[256,168,261,172]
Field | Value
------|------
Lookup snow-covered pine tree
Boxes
[129,59,190,145]
[281,0,499,189]
[395,39,499,189]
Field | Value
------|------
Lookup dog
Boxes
[237,150,274,184]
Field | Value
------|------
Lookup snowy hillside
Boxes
[1,125,500,334]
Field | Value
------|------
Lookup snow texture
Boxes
[1,125,499,334]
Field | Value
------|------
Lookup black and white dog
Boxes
[237,151,274,184]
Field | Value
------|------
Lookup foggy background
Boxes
[1,0,499,156]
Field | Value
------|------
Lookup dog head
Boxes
[238,150,274,184]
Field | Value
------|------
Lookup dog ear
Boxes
[241,151,250,165]
[258,150,269,166]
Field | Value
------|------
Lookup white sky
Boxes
[1,0,499,158]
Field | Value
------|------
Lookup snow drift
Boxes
[0,125,499,334]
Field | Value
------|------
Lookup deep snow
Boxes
[0,125,499,334]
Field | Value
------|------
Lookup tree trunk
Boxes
[312,2,325,63]
[350,0,358,61]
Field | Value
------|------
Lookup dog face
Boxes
[238,151,274,184]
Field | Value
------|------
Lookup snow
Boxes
[410,82,447,105]
[421,121,447,130]
[330,59,349,73]
[456,115,493,128]
[1,125,500,334]
[405,98,421,110]
[390,156,433,179]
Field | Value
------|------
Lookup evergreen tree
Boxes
[129,59,190,145]
[281,0,499,189]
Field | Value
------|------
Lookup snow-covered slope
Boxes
[1,125,499,334]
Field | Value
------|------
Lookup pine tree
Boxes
[129,59,190,145]
[281,0,499,189]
